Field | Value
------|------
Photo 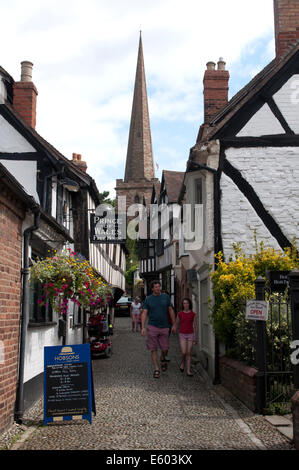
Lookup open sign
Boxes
[246,300,269,321]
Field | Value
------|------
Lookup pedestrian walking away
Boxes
[175,298,197,377]
[130,297,142,332]
[141,280,176,378]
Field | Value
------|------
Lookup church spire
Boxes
[124,33,155,182]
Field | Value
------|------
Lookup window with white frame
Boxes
[194,177,205,244]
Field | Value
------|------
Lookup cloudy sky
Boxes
[0,0,275,197]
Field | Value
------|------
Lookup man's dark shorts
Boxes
[146,325,170,351]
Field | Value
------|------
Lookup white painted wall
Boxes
[0,115,36,152]
[0,77,7,104]
[237,103,284,137]
[223,147,299,257]
[24,325,59,382]
[1,159,40,203]
[273,74,299,134]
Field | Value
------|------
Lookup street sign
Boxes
[246,300,269,321]
[44,344,95,425]
[267,270,290,293]
[90,212,126,243]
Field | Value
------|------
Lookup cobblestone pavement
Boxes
[1,317,295,451]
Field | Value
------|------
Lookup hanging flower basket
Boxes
[30,248,112,315]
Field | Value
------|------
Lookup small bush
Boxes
[210,239,298,362]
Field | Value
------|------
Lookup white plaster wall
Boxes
[273,74,299,134]
[237,103,284,137]
[0,78,7,104]
[225,147,299,251]
[0,115,36,152]
[1,159,40,203]
[51,177,57,219]
[24,323,59,382]
[221,172,282,259]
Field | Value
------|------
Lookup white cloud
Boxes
[0,0,275,197]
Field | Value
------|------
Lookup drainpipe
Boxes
[15,207,40,424]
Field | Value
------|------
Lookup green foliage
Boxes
[99,191,116,208]
[125,233,139,287]
[266,402,291,416]
[125,263,138,287]
[30,249,112,315]
[210,239,299,354]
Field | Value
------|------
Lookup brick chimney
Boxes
[13,61,38,128]
[203,58,229,123]
[72,153,87,173]
[274,0,299,59]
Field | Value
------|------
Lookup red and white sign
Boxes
[246,300,268,321]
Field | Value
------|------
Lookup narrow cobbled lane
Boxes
[10,318,293,451]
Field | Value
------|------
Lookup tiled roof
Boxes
[162,170,185,203]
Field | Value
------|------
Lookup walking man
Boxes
[141,280,176,378]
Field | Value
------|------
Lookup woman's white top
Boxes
[131,302,141,315]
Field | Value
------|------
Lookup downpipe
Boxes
[14,208,40,424]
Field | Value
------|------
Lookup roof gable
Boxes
[206,42,299,141]
[236,103,285,137]
[161,170,185,203]
[0,113,36,152]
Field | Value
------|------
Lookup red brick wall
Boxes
[203,69,229,123]
[274,0,299,58]
[219,356,258,412]
[0,191,25,433]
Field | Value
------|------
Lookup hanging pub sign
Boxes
[267,270,290,293]
[44,344,95,425]
[90,209,126,244]
[246,300,269,321]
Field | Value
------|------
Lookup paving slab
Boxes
[276,426,293,440]
[265,415,293,427]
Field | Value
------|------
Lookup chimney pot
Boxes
[72,153,87,172]
[217,58,226,70]
[20,61,33,82]
[206,61,216,71]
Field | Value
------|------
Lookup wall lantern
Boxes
[60,178,80,192]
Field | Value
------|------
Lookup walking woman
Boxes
[130,297,142,332]
[175,298,197,376]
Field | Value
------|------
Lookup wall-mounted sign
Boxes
[44,344,95,425]
[267,271,290,293]
[90,212,126,244]
[246,300,269,321]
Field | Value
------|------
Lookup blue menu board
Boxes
[44,344,95,425]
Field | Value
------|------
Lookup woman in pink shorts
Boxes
[175,298,197,377]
